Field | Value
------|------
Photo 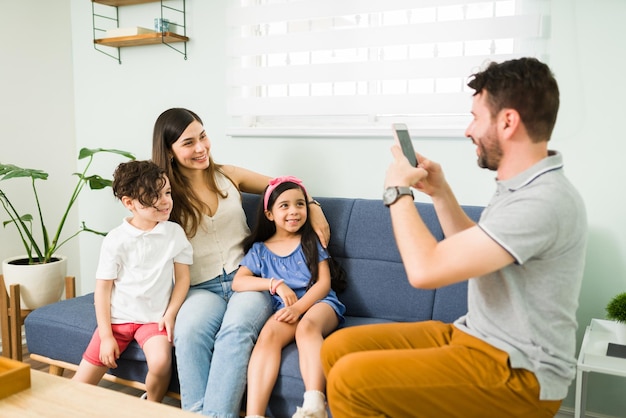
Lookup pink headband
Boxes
[264,176,307,210]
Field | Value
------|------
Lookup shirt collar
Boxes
[498,150,563,192]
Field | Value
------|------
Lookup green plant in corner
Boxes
[0,147,135,265]
[606,292,626,323]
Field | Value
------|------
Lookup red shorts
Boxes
[82,322,168,367]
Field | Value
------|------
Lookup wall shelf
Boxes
[91,0,188,64]
[94,31,188,48]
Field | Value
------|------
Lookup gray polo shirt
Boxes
[454,150,587,400]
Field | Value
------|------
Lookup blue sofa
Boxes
[25,193,483,417]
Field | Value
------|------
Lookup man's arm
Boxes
[385,146,513,289]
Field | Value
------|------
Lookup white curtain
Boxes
[226,0,551,137]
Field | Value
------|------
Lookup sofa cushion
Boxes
[25,293,180,392]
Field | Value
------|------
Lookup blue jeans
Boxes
[174,269,273,417]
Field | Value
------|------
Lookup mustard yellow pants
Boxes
[321,321,561,418]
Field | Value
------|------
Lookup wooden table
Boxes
[0,369,197,417]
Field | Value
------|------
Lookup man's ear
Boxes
[499,108,520,139]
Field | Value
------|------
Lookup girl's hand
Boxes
[99,336,120,368]
[274,305,302,324]
[276,284,297,306]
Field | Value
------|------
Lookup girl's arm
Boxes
[161,262,191,342]
[94,278,118,368]
[232,265,272,292]
[223,164,331,247]
[274,259,331,323]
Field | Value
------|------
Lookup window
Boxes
[226,0,550,138]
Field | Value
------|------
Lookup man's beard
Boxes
[476,134,502,171]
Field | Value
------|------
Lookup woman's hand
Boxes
[308,203,330,247]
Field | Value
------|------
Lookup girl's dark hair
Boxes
[244,181,320,285]
[467,57,559,143]
[152,108,233,237]
[112,160,167,207]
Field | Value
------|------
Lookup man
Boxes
[321,58,587,418]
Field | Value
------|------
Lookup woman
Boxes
[151,108,330,417]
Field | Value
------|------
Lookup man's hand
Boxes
[385,145,428,189]
[411,153,449,198]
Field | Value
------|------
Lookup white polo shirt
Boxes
[96,219,193,324]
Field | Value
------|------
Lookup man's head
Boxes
[467,57,560,143]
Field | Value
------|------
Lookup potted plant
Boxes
[606,291,626,345]
[1,147,135,309]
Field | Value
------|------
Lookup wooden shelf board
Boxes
[93,0,160,6]
[94,32,189,47]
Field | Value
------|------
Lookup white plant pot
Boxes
[615,322,626,345]
[2,255,67,310]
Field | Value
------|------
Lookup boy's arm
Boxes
[94,278,119,368]
[161,262,191,342]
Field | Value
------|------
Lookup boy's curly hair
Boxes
[112,160,168,208]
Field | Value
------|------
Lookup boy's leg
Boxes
[72,324,135,385]
[72,359,109,385]
[321,321,561,418]
[136,323,171,402]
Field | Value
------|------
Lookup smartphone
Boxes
[392,123,418,167]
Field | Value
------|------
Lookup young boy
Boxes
[72,160,192,402]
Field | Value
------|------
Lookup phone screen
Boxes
[392,123,418,167]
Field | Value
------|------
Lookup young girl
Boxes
[72,160,192,402]
[233,176,345,418]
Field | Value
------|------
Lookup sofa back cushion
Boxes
[241,194,483,324]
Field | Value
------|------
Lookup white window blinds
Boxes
[226,0,550,138]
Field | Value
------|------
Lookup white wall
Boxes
[0,1,80,281]
[3,0,626,415]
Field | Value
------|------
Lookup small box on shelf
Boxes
[0,357,30,400]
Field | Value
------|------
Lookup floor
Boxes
[21,344,181,408]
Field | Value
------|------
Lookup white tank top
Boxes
[187,172,250,285]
